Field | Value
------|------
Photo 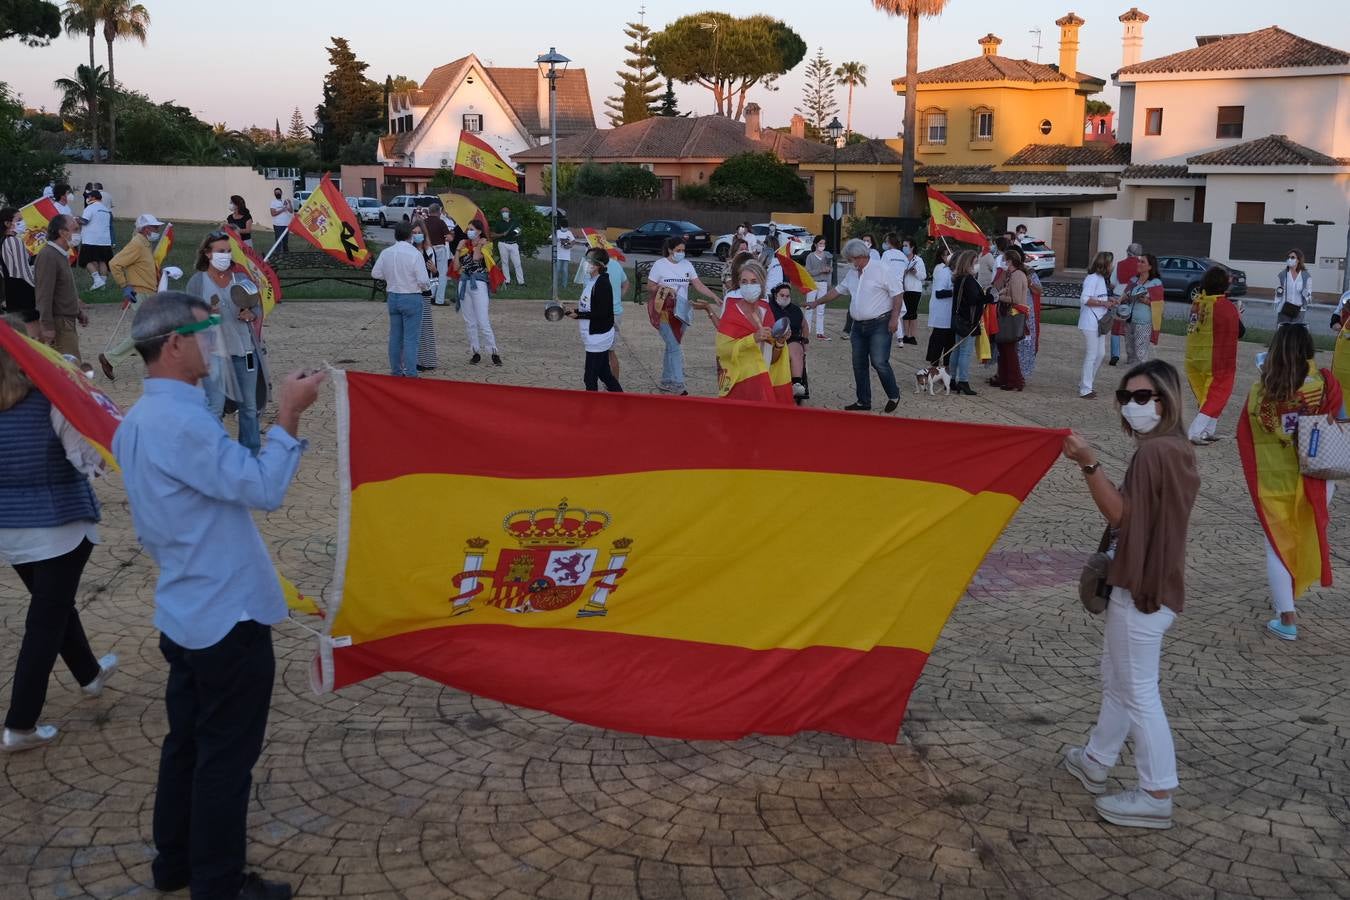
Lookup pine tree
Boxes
[287,106,307,140]
[604,11,662,126]
[274,117,281,140]
[797,48,838,135]
[313,37,384,160]
[655,78,682,117]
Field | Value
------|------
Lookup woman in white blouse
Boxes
[1274,249,1313,325]
[925,246,955,367]
[1078,252,1118,399]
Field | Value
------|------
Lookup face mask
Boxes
[815,245,824,253]
[412,233,424,244]
[148,231,161,242]
[864,241,872,248]
[902,246,913,257]
[228,204,237,213]
[1287,257,1297,268]
[275,193,282,200]
[467,229,479,240]
[1121,400,1161,435]
[671,251,685,263]
[69,233,82,247]
[739,283,763,302]
[773,292,790,307]
[210,252,233,272]
[588,263,602,277]
[501,211,510,220]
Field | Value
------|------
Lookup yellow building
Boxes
[894,14,1105,168]
[797,140,906,221]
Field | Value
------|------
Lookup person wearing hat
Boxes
[493,206,524,286]
[101,215,177,381]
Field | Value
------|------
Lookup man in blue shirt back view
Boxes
[113,292,325,900]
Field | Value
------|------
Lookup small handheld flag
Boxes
[153,223,174,268]
[926,187,989,251]
[18,197,62,257]
[481,242,506,294]
[438,193,490,237]
[454,133,520,192]
[775,245,817,293]
[289,173,370,266]
[580,228,626,262]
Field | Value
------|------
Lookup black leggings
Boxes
[583,351,622,392]
[4,538,99,730]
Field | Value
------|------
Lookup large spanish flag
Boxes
[1237,365,1341,598]
[454,132,520,192]
[314,373,1066,741]
[716,296,792,404]
[224,226,281,317]
[289,173,370,266]
[1184,293,1241,417]
[927,187,989,251]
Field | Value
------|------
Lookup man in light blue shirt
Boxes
[113,292,325,900]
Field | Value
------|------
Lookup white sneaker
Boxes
[1063,747,1109,794]
[81,653,118,698]
[1095,788,1173,829]
[1,725,58,753]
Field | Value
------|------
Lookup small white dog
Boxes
[915,365,952,396]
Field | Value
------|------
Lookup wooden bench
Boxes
[270,250,386,300]
[631,259,725,303]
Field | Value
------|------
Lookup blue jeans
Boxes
[849,317,899,407]
[658,322,684,391]
[953,335,976,384]
[1110,332,1121,360]
[554,258,570,294]
[387,293,422,376]
[229,355,260,454]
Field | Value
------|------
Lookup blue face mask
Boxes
[412,233,424,244]
[672,252,686,263]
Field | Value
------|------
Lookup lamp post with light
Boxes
[826,116,843,289]
[536,47,571,321]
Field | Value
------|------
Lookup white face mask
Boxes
[147,230,161,242]
[228,204,237,213]
[671,251,685,263]
[501,211,510,220]
[210,251,233,272]
[1121,400,1161,435]
[466,229,479,240]
[68,233,82,247]
[739,283,763,302]
[1287,257,1298,268]
[773,291,790,307]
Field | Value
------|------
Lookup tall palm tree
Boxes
[61,0,101,154]
[98,0,151,162]
[872,0,950,216]
[834,62,868,136]
[54,64,111,133]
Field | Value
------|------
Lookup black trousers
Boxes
[903,290,921,322]
[271,225,288,253]
[4,538,99,731]
[153,621,275,900]
[583,350,622,392]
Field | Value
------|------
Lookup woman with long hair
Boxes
[565,248,623,392]
[1184,266,1242,445]
[1237,324,1344,641]
[647,236,718,395]
[1061,359,1199,830]
[948,249,991,396]
[804,236,833,340]
[1274,249,1312,325]
[991,247,1029,392]
[456,223,500,366]
[0,208,39,337]
[1122,254,1165,364]
[1018,263,1043,378]
[925,245,955,368]
[1078,252,1117,399]
[0,326,117,752]
[710,260,792,404]
[225,196,253,247]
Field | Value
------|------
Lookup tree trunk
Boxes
[900,11,919,217]
[846,82,854,134]
[105,36,116,162]
[87,31,99,156]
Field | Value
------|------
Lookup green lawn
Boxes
[1038,307,1335,351]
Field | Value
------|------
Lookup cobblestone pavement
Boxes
[1,298,1346,899]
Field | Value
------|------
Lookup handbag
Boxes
[1078,527,1113,614]
[951,276,977,336]
[1279,301,1302,320]
[1297,415,1350,480]
[1095,308,1112,336]
[995,306,1026,344]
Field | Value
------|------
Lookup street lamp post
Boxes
[537,47,571,321]
[826,117,843,289]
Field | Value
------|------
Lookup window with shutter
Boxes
[1216,106,1244,139]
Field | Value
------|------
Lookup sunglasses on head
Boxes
[1115,389,1159,405]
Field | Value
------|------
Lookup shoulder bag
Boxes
[1078,526,1112,614]
[951,276,978,337]
[995,305,1026,344]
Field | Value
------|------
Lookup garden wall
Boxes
[67,164,293,224]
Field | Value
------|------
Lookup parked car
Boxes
[293,190,313,210]
[379,194,439,226]
[714,222,813,261]
[1017,240,1056,278]
[1157,255,1247,301]
[346,196,383,225]
[615,220,711,256]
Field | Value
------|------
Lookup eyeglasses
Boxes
[1115,389,1159,405]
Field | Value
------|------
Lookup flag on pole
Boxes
[775,245,817,293]
[18,197,62,257]
[223,226,282,317]
[288,173,370,266]
[1184,292,1241,418]
[453,132,521,192]
[153,223,174,268]
[926,187,989,251]
[313,373,1067,741]
[580,228,626,262]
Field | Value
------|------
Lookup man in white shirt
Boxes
[52,183,73,217]
[268,188,294,254]
[370,222,431,377]
[78,191,114,289]
[806,238,905,413]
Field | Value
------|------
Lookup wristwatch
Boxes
[1080,462,1101,476]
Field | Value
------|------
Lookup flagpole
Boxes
[262,224,292,264]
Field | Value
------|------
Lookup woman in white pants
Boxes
[1061,359,1200,830]
[1078,252,1116,399]
[803,237,832,339]
[456,228,500,366]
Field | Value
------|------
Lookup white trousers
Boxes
[1264,481,1335,615]
[1187,413,1218,442]
[460,281,496,354]
[1080,329,1107,396]
[498,242,524,284]
[432,245,450,304]
[1085,589,1179,792]
[806,289,827,335]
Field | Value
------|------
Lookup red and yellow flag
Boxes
[580,228,626,262]
[313,373,1066,741]
[716,297,792,404]
[454,132,520,192]
[481,241,506,294]
[927,187,989,251]
[1184,293,1241,417]
[1237,364,1341,598]
[153,222,174,268]
[288,173,370,267]
[223,226,281,317]
[18,197,62,257]
[437,192,491,237]
[1333,298,1350,403]
[775,245,817,293]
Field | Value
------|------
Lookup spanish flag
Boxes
[18,197,62,257]
[153,222,174,268]
[454,132,520,192]
[480,241,506,294]
[1237,364,1341,598]
[1333,308,1350,404]
[313,373,1066,741]
[1184,293,1241,417]
[289,173,370,267]
[438,192,490,236]
[776,244,816,293]
[926,187,989,251]
[581,227,626,262]
[716,296,792,404]
[224,226,282,317]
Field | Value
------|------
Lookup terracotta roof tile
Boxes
[908,55,1104,87]
[511,115,832,164]
[1119,27,1348,75]
[1121,164,1197,179]
[918,164,1119,188]
[1186,134,1348,166]
[484,67,595,137]
[1003,143,1132,166]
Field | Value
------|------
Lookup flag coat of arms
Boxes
[926,187,989,251]
[314,373,1066,742]
[287,174,370,266]
[18,197,62,257]
[454,132,520,192]
[1184,292,1240,417]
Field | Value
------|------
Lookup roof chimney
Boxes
[744,103,762,141]
[1118,7,1149,69]
[978,33,1003,56]
[1056,12,1085,80]
[790,113,806,139]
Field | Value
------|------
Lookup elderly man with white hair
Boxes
[805,237,906,413]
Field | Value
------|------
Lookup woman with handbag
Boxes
[1274,250,1312,325]
[1078,252,1116,399]
[1060,359,1200,830]
[1184,267,1242,445]
[991,248,1029,392]
[948,249,991,396]
[1236,324,1344,641]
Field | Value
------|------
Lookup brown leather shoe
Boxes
[98,353,115,381]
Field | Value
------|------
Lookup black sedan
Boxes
[615,220,712,256]
[1157,255,1247,301]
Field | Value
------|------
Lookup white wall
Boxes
[1097,218,1136,264]
[396,62,532,171]
[1006,216,1056,246]
[1127,72,1350,164]
[1118,185,1197,222]
[68,164,293,224]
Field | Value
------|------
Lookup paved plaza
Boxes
[1,298,1347,899]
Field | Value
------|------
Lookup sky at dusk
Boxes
[5,1,1348,139]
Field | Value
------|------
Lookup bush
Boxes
[570,162,660,199]
[709,184,751,207]
[572,162,611,197]
[0,83,65,205]
[709,151,809,206]
[675,183,710,203]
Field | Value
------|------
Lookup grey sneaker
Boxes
[1063,747,1109,794]
[81,653,118,698]
[1095,788,1173,829]
[1,725,58,753]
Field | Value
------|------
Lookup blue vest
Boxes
[0,392,100,528]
